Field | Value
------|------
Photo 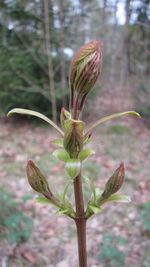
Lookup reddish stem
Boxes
[79,93,88,112]
[73,94,80,120]
[74,174,87,267]
[69,85,74,112]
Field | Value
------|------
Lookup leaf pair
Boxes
[53,148,94,179]
[8,108,141,137]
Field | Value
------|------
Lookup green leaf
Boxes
[79,148,95,161]
[51,139,63,147]
[83,175,97,202]
[100,194,131,205]
[7,108,64,136]
[64,119,72,131]
[95,188,103,201]
[85,111,141,134]
[64,119,84,132]
[107,194,131,203]
[57,208,75,218]
[65,159,81,179]
[53,149,70,162]
[89,205,102,214]
[62,181,72,203]
[36,197,53,205]
[57,208,69,215]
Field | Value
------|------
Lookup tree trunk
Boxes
[58,0,67,107]
[119,0,131,89]
[44,0,57,122]
[110,0,119,85]
[102,0,107,50]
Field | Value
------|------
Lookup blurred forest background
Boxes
[0,1,150,267]
[0,0,149,122]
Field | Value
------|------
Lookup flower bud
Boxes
[63,119,84,158]
[102,163,125,199]
[26,160,50,194]
[69,40,102,96]
[60,107,71,130]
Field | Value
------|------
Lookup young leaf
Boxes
[89,205,102,214]
[53,149,70,162]
[78,148,95,161]
[7,108,64,136]
[85,111,141,134]
[99,194,131,206]
[51,139,63,147]
[65,159,81,179]
[83,175,97,202]
[57,208,69,215]
[107,194,131,203]
[62,181,72,203]
[36,197,53,205]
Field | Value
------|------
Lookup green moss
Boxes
[0,188,33,244]
[98,234,126,267]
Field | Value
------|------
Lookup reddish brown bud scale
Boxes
[60,107,71,130]
[69,40,102,97]
[63,120,84,158]
[26,160,51,194]
[102,163,125,198]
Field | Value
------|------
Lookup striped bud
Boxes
[63,119,84,158]
[69,40,102,96]
[26,160,50,194]
[60,107,71,130]
[102,163,125,199]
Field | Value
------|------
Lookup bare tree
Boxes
[119,0,131,89]
[110,0,119,85]
[58,0,67,107]
[44,0,57,122]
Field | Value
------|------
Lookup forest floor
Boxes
[0,87,150,267]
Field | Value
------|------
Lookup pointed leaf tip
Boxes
[128,111,141,118]
[7,108,64,136]
[85,110,141,134]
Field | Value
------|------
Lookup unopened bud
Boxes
[63,120,84,158]
[26,160,50,194]
[60,107,71,130]
[102,163,125,198]
[70,40,102,96]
